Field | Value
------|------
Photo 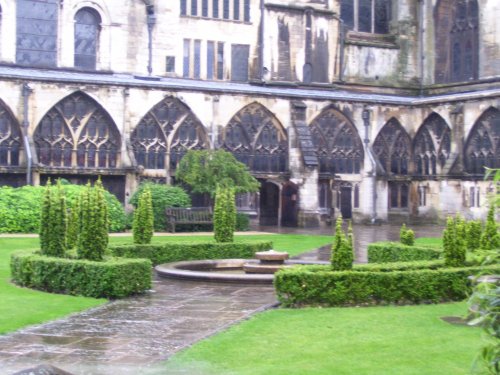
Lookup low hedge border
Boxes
[274,262,500,307]
[11,252,152,299]
[367,242,442,263]
[109,240,273,266]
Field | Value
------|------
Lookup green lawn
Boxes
[0,237,106,334]
[415,237,443,247]
[163,302,479,375]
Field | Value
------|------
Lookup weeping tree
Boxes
[133,187,154,244]
[40,179,67,257]
[176,149,260,199]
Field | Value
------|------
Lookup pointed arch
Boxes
[0,99,22,166]
[309,107,364,175]
[221,102,288,173]
[413,113,451,176]
[464,107,500,175]
[434,0,479,83]
[373,118,411,175]
[34,92,120,169]
[131,97,208,170]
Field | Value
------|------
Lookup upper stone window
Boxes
[181,0,250,22]
[74,8,101,70]
[341,0,391,34]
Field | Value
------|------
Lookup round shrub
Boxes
[129,182,191,231]
[0,184,126,233]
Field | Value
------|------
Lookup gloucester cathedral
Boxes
[0,0,498,227]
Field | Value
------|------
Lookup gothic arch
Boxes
[309,107,363,175]
[34,91,120,169]
[373,118,411,175]
[434,0,479,83]
[221,102,288,173]
[130,96,208,170]
[0,98,22,166]
[464,107,500,175]
[413,113,451,176]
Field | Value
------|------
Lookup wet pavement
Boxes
[0,279,276,375]
[0,223,444,375]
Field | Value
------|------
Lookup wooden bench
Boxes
[165,207,213,233]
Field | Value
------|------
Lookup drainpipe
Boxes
[143,1,156,75]
[418,0,424,96]
[362,107,377,223]
[22,83,33,185]
[259,0,265,80]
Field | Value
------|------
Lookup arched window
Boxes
[413,113,451,176]
[130,97,208,170]
[169,118,209,170]
[34,92,120,168]
[310,107,364,175]
[221,103,288,173]
[0,101,22,167]
[435,0,479,83]
[74,8,101,70]
[341,0,391,34]
[464,108,500,175]
[373,118,411,175]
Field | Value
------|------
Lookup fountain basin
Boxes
[155,259,329,284]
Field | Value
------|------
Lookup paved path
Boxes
[0,277,276,375]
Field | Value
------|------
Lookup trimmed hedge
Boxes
[367,242,441,263]
[11,252,152,299]
[109,241,273,266]
[274,262,500,307]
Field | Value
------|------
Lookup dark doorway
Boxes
[281,181,298,227]
[259,181,279,225]
[340,185,352,219]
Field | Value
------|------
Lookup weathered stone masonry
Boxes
[0,0,498,226]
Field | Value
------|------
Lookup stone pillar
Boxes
[290,101,320,227]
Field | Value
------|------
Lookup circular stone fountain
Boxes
[155,250,327,284]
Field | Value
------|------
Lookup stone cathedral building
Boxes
[0,0,498,227]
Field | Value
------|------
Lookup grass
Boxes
[415,237,443,248]
[0,233,331,334]
[0,238,106,334]
[163,302,479,375]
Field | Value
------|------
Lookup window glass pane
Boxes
[194,40,201,79]
[202,0,208,17]
[243,0,250,22]
[183,39,190,77]
[223,0,229,19]
[207,41,214,79]
[191,0,198,16]
[233,0,240,20]
[217,42,224,79]
[180,0,187,15]
[358,0,372,33]
[374,0,390,34]
[340,0,354,30]
[390,184,398,208]
[401,185,409,208]
[213,0,219,18]
[231,44,249,82]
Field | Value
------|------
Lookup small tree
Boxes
[400,223,415,246]
[39,179,52,255]
[331,217,353,270]
[214,186,236,243]
[176,150,260,198]
[40,179,67,257]
[66,200,80,250]
[133,187,154,244]
[480,204,500,250]
[466,220,483,252]
[443,215,467,267]
[77,180,109,261]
